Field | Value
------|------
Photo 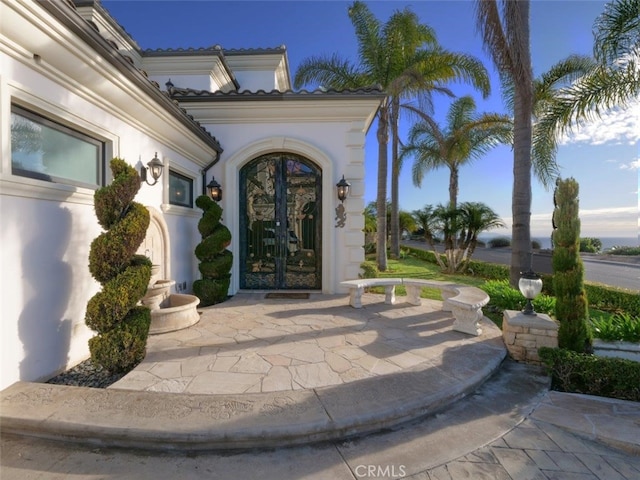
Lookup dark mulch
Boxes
[45,359,125,389]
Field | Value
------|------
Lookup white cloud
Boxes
[560,100,640,146]
[620,159,640,170]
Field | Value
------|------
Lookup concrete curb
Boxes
[0,335,506,451]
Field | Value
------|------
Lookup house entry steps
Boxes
[0,293,506,451]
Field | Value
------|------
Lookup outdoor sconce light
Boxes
[336,175,351,203]
[140,153,164,186]
[207,177,222,202]
[519,269,543,315]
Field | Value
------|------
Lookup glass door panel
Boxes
[240,153,321,289]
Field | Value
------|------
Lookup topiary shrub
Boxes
[85,158,151,373]
[552,178,592,353]
[193,195,232,306]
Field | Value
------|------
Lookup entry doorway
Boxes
[239,153,322,290]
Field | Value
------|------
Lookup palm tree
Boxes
[501,55,598,186]
[412,202,504,273]
[387,31,490,261]
[412,205,446,270]
[458,201,505,270]
[363,201,377,236]
[398,210,416,239]
[535,0,639,153]
[476,0,533,287]
[401,95,512,210]
[295,1,490,270]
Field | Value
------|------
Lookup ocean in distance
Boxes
[478,236,639,251]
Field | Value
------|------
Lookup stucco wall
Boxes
[0,3,216,388]
[208,120,368,294]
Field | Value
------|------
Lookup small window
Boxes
[10,105,104,188]
[169,170,193,208]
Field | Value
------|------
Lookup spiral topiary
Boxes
[193,195,232,306]
[85,158,152,373]
[552,177,592,353]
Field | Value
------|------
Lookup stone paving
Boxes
[2,292,639,479]
[112,293,487,395]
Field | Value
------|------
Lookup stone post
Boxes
[502,310,559,365]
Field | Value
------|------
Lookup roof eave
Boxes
[40,1,223,153]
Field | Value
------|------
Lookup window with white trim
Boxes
[169,169,193,208]
[10,105,104,188]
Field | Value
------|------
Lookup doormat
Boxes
[265,293,310,299]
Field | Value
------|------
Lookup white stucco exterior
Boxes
[0,0,382,390]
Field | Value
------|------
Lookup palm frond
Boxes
[414,49,492,98]
[594,0,640,64]
[293,54,366,90]
[534,55,598,118]
[545,60,639,132]
[348,1,383,73]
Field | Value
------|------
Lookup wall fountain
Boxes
[137,208,200,335]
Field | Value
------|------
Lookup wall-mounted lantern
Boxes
[207,177,222,202]
[336,175,351,203]
[140,153,164,186]
[519,269,543,315]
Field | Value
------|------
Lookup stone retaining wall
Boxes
[502,310,558,365]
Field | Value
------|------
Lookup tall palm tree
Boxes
[501,55,598,186]
[295,1,490,270]
[401,95,513,210]
[387,32,490,261]
[476,0,533,287]
[535,0,639,153]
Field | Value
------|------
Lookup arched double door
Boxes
[239,153,322,290]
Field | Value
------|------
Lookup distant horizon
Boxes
[476,234,639,250]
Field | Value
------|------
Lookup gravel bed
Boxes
[45,359,125,389]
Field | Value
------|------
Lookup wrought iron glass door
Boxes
[240,153,322,289]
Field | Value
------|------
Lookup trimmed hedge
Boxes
[481,280,556,316]
[193,195,232,306]
[88,306,151,373]
[85,158,151,373]
[552,178,591,353]
[539,347,640,402]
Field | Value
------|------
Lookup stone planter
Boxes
[593,339,640,362]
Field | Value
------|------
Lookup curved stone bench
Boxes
[340,278,489,336]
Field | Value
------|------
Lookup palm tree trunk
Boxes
[510,0,534,287]
[449,166,459,209]
[390,98,400,259]
[376,104,390,271]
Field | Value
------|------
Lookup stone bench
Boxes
[339,278,489,336]
[339,278,403,308]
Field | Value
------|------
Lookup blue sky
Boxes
[103,0,639,243]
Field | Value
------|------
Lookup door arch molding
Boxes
[224,137,335,293]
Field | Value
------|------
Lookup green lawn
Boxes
[362,254,615,329]
[362,255,504,325]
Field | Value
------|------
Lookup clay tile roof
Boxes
[168,86,384,101]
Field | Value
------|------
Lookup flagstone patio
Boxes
[112,292,504,395]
